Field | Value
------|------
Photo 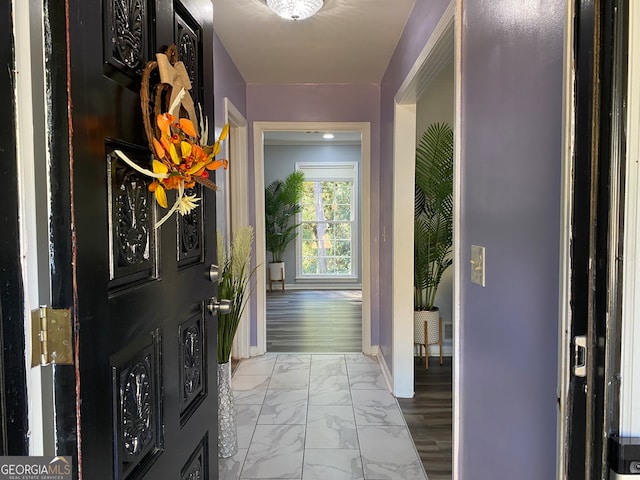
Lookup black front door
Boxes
[566,0,627,478]
[51,1,219,478]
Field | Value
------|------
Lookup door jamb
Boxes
[223,98,251,359]
[13,0,47,454]
[557,1,577,478]
[619,0,640,437]
[390,1,455,395]
[391,103,416,398]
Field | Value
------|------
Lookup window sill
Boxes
[295,276,358,282]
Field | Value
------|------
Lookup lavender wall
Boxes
[213,30,246,244]
[378,0,564,474]
[213,31,246,128]
[212,32,247,343]
[458,1,563,477]
[379,0,451,371]
[247,83,380,345]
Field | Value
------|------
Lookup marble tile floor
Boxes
[219,353,428,480]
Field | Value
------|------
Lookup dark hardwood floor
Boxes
[266,289,362,352]
[398,356,453,480]
[263,289,452,478]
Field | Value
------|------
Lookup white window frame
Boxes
[295,161,359,280]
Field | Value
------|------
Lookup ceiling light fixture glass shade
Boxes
[267,0,323,20]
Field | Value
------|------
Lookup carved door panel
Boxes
[63,0,218,478]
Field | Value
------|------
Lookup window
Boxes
[296,162,358,278]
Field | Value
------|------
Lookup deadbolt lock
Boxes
[208,264,220,283]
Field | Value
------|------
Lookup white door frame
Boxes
[556,1,576,477]
[619,0,640,438]
[14,0,47,454]
[223,98,251,359]
[391,102,416,399]
[253,121,372,355]
[390,0,456,457]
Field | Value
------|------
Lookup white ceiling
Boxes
[213,0,416,84]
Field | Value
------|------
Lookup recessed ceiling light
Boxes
[323,133,334,140]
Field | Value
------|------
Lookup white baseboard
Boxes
[266,283,362,291]
[249,346,260,357]
[377,348,394,394]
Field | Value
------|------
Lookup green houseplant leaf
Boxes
[264,171,305,263]
[414,122,454,311]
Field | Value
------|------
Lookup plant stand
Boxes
[268,262,285,293]
[413,310,443,369]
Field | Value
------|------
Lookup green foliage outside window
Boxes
[300,180,354,275]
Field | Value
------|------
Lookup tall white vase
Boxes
[217,362,237,458]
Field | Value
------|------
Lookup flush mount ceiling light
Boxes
[267,0,323,20]
[323,133,334,139]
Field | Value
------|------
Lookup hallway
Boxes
[219,353,427,479]
[266,290,363,353]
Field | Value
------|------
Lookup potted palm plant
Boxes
[216,226,254,458]
[264,171,305,288]
[414,122,453,360]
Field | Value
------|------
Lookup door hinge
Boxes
[31,306,74,367]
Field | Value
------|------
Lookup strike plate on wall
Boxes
[470,245,485,287]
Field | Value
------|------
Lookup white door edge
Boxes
[224,98,251,360]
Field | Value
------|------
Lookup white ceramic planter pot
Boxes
[413,308,440,345]
[268,262,285,281]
